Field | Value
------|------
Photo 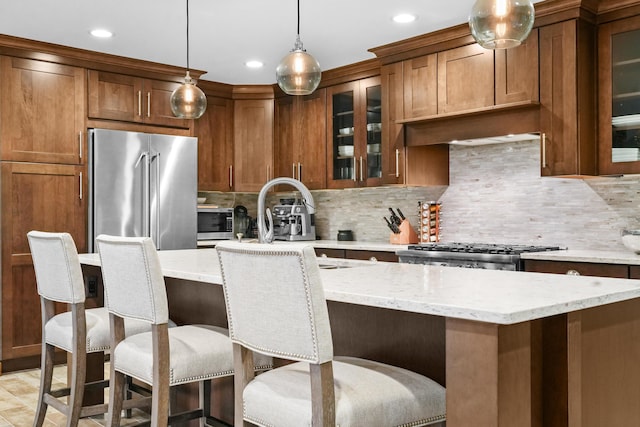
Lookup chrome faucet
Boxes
[257,177,316,243]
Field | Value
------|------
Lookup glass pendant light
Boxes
[170,0,207,119]
[276,0,321,95]
[469,0,535,49]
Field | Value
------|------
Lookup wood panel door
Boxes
[196,96,234,191]
[382,62,405,184]
[0,56,85,164]
[145,78,191,128]
[233,99,274,192]
[297,89,327,190]
[539,21,578,176]
[275,91,326,190]
[495,28,539,105]
[88,70,190,129]
[539,19,596,177]
[1,162,86,361]
[437,44,494,114]
[274,96,297,182]
[402,54,437,119]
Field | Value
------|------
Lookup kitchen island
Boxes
[79,248,640,427]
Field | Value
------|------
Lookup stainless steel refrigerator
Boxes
[88,128,197,252]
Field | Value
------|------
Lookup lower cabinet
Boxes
[631,266,640,280]
[314,248,398,263]
[1,162,86,367]
[524,259,629,278]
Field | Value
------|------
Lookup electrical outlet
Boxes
[86,276,98,298]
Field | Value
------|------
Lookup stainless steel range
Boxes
[396,242,564,271]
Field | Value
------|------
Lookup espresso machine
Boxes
[272,199,316,241]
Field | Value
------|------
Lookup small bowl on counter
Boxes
[197,197,207,204]
[622,229,640,254]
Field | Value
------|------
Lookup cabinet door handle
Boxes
[298,162,302,181]
[79,131,83,160]
[292,163,296,179]
[137,90,142,117]
[541,133,547,168]
[147,92,151,118]
[359,156,364,182]
[229,165,233,188]
[352,157,357,182]
[266,165,271,182]
[79,172,83,200]
[395,148,399,178]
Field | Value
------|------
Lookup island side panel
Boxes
[326,301,446,386]
[446,318,532,427]
[568,298,640,427]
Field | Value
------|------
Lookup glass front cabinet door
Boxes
[326,77,382,188]
[599,16,640,175]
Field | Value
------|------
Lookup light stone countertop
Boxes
[521,249,640,265]
[79,248,640,325]
[197,239,407,252]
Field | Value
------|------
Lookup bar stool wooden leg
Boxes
[34,342,54,427]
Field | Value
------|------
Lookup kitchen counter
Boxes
[78,248,640,325]
[521,248,640,265]
[78,247,640,426]
[197,239,406,252]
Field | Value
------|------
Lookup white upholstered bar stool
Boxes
[216,241,447,427]
[27,230,154,427]
[95,234,272,427]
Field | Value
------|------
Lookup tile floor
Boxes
[0,364,149,426]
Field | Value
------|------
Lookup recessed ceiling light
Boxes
[393,13,417,24]
[90,29,113,38]
[245,60,264,69]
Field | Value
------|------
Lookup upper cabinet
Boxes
[598,14,640,175]
[274,90,327,190]
[401,37,538,122]
[326,77,383,189]
[0,56,85,164]
[195,95,234,191]
[87,70,191,129]
[233,98,274,192]
[539,20,596,176]
[437,44,495,114]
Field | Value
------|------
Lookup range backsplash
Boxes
[200,139,640,251]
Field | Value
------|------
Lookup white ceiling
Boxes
[0,0,543,85]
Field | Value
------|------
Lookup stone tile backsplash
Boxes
[201,139,640,251]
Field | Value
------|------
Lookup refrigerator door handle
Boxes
[137,151,150,238]
[151,152,161,249]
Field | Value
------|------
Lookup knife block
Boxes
[390,220,419,244]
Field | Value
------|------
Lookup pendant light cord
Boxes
[297,0,300,37]
[186,0,190,71]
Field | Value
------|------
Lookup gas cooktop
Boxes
[406,242,563,256]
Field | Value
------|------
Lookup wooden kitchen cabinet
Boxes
[0,56,85,164]
[314,247,399,263]
[539,19,596,176]
[381,62,405,184]
[437,43,494,114]
[524,259,629,278]
[495,28,539,105]
[233,98,274,192]
[631,266,640,279]
[326,77,383,189]
[195,95,234,191]
[402,54,437,119]
[274,89,327,190]
[598,15,640,175]
[1,162,86,364]
[87,70,191,129]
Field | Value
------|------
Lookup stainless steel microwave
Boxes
[197,207,234,240]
